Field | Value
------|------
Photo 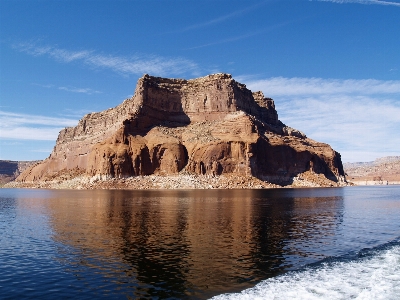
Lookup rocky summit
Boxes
[15,73,346,188]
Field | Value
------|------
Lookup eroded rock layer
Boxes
[17,74,345,186]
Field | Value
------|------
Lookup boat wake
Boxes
[211,239,400,300]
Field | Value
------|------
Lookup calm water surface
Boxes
[0,186,399,299]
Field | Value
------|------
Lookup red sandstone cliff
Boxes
[16,74,346,187]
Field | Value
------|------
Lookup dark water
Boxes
[0,186,399,299]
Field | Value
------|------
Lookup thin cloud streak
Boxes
[0,111,78,140]
[14,42,199,76]
[0,127,64,141]
[317,0,400,7]
[30,149,54,153]
[32,83,54,89]
[186,32,262,50]
[33,83,101,95]
[186,21,293,50]
[246,77,400,162]
[0,111,78,127]
[58,86,102,94]
[62,108,100,118]
[245,77,400,96]
[177,1,269,33]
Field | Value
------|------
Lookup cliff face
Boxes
[17,73,345,186]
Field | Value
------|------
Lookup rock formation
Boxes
[16,73,346,187]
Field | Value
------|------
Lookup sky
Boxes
[0,0,399,163]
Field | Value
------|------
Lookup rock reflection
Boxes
[45,189,344,299]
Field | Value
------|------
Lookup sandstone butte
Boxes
[14,73,347,189]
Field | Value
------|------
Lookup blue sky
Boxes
[1,0,399,162]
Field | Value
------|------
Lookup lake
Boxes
[0,186,399,299]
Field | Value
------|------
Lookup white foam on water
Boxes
[211,245,400,300]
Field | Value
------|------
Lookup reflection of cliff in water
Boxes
[46,189,344,299]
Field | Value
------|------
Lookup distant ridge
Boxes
[0,160,40,185]
[344,156,400,185]
[344,156,400,169]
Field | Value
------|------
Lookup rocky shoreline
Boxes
[5,171,347,190]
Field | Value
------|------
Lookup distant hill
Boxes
[0,160,40,185]
[344,156,400,185]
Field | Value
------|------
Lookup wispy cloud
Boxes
[58,86,101,94]
[245,77,400,96]
[317,0,400,7]
[33,83,101,95]
[186,20,294,50]
[186,31,261,50]
[32,83,54,89]
[30,149,54,153]
[0,111,78,140]
[62,108,100,119]
[13,42,199,76]
[177,1,268,32]
[244,77,400,162]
